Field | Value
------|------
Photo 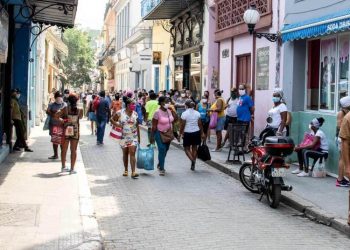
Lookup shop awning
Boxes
[281,9,350,42]
[27,0,79,28]
[142,0,197,20]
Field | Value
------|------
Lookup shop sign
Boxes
[0,7,9,64]
[153,51,161,64]
[326,19,350,33]
[256,47,269,90]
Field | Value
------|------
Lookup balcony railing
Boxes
[141,0,162,18]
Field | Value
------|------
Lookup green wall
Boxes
[289,112,338,175]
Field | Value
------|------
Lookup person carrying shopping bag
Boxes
[150,96,177,176]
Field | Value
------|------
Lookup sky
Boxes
[75,0,108,30]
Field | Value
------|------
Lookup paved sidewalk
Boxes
[0,125,101,249]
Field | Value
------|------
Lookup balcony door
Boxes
[236,54,251,89]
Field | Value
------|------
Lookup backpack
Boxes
[136,103,144,124]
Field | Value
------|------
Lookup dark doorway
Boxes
[236,54,251,89]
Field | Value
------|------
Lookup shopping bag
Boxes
[110,126,122,141]
[50,125,64,145]
[312,159,326,178]
[137,145,154,170]
[209,112,218,129]
[43,116,50,131]
[198,141,211,161]
[300,132,320,150]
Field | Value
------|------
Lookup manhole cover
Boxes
[0,203,40,226]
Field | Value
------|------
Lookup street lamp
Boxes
[243,4,279,42]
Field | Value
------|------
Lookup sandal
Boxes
[131,172,139,179]
[48,155,58,160]
[123,171,128,177]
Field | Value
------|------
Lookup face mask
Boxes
[272,97,280,103]
[64,94,69,98]
[308,124,312,130]
[181,94,186,98]
[56,97,63,104]
[231,92,237,99]
[239,90,246,96]
[202,99,207,103]
[16,94,21,99]
[164,103,170,109]
[129,104,136,111]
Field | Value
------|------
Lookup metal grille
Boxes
[217,0,270,31]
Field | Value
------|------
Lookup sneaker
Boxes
[297,171,309,177]
[61,167,69,172]
[336,179,350,187]
[291,169,302,174]
[24,148,33,152]
[159,170,165,176]
[191,161,195,171]
[69,170,77,175]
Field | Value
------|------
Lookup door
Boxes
[154,67,160,93]
[236,54,251,89]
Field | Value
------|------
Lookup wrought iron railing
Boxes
[141,0,162,18]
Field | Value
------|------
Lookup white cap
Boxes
[340,96,350,108]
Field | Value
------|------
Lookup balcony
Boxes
[141,0,198,20]
[123,27,152,48]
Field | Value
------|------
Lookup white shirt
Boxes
[226,98,238,117]
[181,108,201,133]
[314,129,329,152]
[267,103,287,129]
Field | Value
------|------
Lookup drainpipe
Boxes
[275,0,281,88]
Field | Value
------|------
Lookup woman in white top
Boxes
[222,87,239,147]
[180,100,205,171]
[293,117,328,177]
[259,89,288,142]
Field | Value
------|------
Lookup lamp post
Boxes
[243,4,279,42]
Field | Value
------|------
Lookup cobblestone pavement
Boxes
[79,121,350,249]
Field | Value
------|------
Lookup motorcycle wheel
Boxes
[239,163,259,194]
[266,184,281,208]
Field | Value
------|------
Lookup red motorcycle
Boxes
[239,136,294,208]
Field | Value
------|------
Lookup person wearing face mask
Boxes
[95,91,111,145]
[180,100,205,170]
[237,84,254,134]
[294,117,328,177]
[46,91,67,159]
[63,89,70,103]
[197,95,210,141]
[337,96,350,186]
[222,87,239,147]
[174,90,188,140]
[150,97,177,176]
[10,89,33,152]
[259,89,288,143]
[111,98,140,179]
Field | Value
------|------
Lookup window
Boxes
[306,34,350,112]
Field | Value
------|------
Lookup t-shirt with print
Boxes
[267,103,287,129]
[340,112,350,141]
[314,129,329,152]
[145,100,159,121]
[153,109,174,132]
[237,94,254,122]
[181,108,201,133]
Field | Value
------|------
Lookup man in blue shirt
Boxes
[237,84,254,129]
[96,91,110,145]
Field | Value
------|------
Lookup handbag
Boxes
[110,126,122,140]
[198,141,211,161]
[43,116,50,131]
[209,112,218,129]
[137,145,154,170]
[160,110,174,143]
[50,125,64,145]
[300,132,320,150]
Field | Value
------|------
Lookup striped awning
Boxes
[281,9,350,42]
[27,0,78,28]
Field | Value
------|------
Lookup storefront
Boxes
[142,0,217,100]
[281,9,350,174]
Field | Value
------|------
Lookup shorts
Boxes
[183,131,201,147]
[88,112,96,121]
[224,116,237,130]
[215,117,226,132]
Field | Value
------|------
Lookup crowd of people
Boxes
[11,85,347,186]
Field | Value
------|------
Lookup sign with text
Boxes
[0,7,9,64]
[256,47,269,90]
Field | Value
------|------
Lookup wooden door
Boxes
[236,54,251,89]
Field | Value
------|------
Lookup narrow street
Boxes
[79,120,350,249]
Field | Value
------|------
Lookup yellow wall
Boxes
[152,21,173,91]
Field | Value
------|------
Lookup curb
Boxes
[168,137,350,237]
[76,145,104,249]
